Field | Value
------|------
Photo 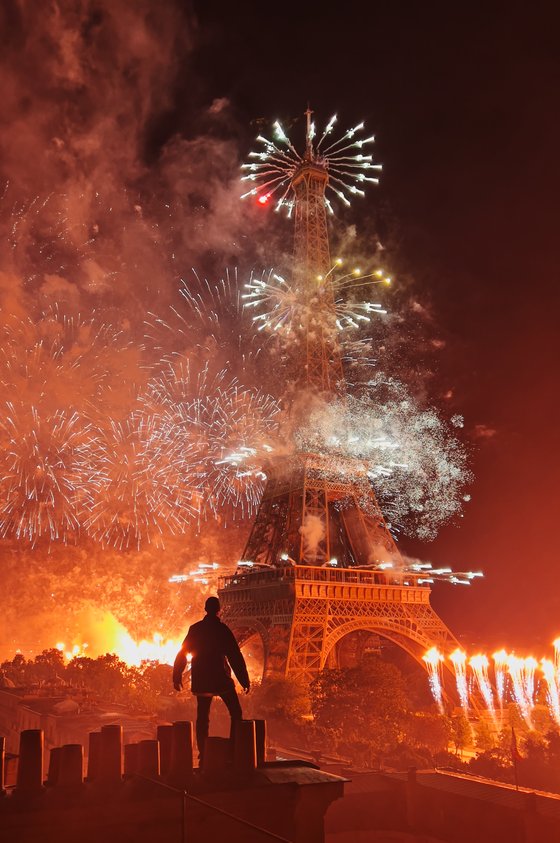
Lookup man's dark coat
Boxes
[173,615,249,695]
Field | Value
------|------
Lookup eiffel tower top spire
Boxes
[241,111,382,396]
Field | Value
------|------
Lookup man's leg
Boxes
[218,685,243,738]
[195,695,212,764]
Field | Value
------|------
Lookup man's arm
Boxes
[172,630,191,691]
[224,627,250,692]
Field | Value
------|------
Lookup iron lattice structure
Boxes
[292,163,345,395]
[220,110,459,682]
[220,565,458,682]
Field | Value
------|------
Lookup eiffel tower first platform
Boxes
[219,111,459,684]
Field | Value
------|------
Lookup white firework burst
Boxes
[241,110,382,213]
[242,262,392,338]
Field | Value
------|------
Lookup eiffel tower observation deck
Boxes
[219,111,460,683]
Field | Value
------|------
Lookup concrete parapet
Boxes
[16,729,43,793]
[99,724,122,784]
[254,719,266,767]
[58,744,83,787]
[46,746,62,786]
[124,743,139,777]
[156,724,173,777]
[0,735,5,795]
[137,740,160,779]
[0,719,347,843]
[233,719,256,773]
[204,737,231,774]
[168,720,193,785]
[86,731,101,782]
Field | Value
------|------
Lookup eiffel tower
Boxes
[219,110,459,683]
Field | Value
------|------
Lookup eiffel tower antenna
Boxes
[223,110,460,685]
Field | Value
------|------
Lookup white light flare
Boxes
[469,654,497,726]
[450,649,469,711]
[423,647,445,713]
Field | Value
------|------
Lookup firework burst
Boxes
[141,357,281,520]
[242,262,391,339]
[0,404,92,545]
[0,308,137,419]
[241,111,381,214]
[83,412,195,551]
[0,308,143,546]
[295,375,471,540]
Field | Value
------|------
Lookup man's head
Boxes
[204,596,221,616]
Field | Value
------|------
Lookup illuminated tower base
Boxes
[219,559,458,685]
[219,453,459,683]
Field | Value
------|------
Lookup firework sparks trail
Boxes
[450,649,470,711]
[522,656,538,717]
[3,191,96,287]
[505,654,534,728]
[141,357,281,521]
[0,309,153,547]
[242,262,391,339]
[492,649,509,716]
[423,643,560,728]
[541,659,560,727]
[423,647,445,713]
[145,268,263,374]
[0,304,282,547]
[0,404,93,545]
[295,377,472,540]
[82,413,197,551]
[554,638,560,672]
[0,308,136,418]
[241,113,382,214]
[469,655,497,725]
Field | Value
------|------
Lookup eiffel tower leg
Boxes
[286,595,328,684]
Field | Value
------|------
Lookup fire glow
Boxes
[55,627,184,668]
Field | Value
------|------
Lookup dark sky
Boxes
[189,1,560,648]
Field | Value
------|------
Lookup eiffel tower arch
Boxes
[219,560,459,684]
[223,111,462,690]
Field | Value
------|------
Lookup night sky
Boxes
[188,1,560,646]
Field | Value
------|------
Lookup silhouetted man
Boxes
[173,596,250,764]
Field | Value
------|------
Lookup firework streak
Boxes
[424,644,560,728]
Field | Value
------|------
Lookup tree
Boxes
[405,712,451,754]
[506,702,527,733]
[310,655,411,759]
[451,714,471,756]
[474,717,495,752]
[468,748,514,784]
[246,676,311,725]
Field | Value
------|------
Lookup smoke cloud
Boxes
[299,514,326,563]
[0,1,270,654]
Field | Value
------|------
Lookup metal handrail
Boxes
[220,563,428,590]
[133,772,292,843]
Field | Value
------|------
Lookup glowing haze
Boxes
[0,3,473,662]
